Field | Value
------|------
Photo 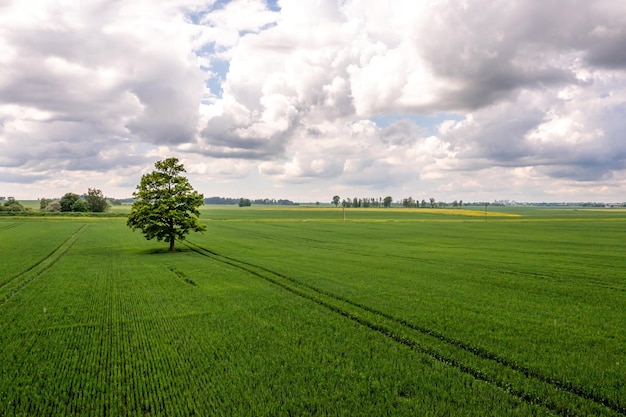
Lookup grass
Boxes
[0,207,624,416]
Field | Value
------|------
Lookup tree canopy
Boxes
[127,157,206,251]
[59,193,81,212]
[84,188,110,212]
[71,198,90,212]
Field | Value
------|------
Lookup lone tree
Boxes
[127,157,206,252]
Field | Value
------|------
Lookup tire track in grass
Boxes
[184,240,625,417]
[0,224,90,307]
[0,222,22,231]
[0,224,87,290]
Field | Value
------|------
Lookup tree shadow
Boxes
[138,247,194,255]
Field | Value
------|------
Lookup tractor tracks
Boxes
[0,222,22,232]
[185,239,624,417]
[0,225,90,307]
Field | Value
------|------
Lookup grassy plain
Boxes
[0,206,624,416]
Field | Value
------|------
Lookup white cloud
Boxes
[1,0,626,202]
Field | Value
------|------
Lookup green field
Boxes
[1,207,625,416]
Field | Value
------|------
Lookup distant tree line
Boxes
[331,196,394,208]
[332,195,470,208]
[40,188,111,213]
[330,197,626,208]
[109,198,135,205]
[205,196,298,206]
[400,197,464,208]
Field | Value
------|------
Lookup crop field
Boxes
[0,207,625,416]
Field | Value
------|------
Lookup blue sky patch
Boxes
[370,113,464,134]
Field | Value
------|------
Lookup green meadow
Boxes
[0,206,625,416]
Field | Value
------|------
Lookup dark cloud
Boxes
[472,116,543,162]
[541,163,619,182]
[585,34,626,69]
[125,61,205,145]
[199,111,291,159]
[414,2,593,112]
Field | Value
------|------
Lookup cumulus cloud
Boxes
[0,1,207,167]
[1,0,626,201]
[440,69,626,182]
[199,1,626,189]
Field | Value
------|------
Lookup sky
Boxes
[1,0,626,203]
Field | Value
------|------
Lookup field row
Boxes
[182,238,623,416]
[0,211,624,416]
[194,216,626,413]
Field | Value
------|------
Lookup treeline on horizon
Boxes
[1,195,623,215]
[204,197,298,206]
[0,189,116,214]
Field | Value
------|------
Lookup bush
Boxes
[45,201,61,212]
[0,198,29,214]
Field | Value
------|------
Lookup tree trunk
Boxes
[168,219,175,252]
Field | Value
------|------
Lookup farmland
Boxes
[0,206,625,416]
